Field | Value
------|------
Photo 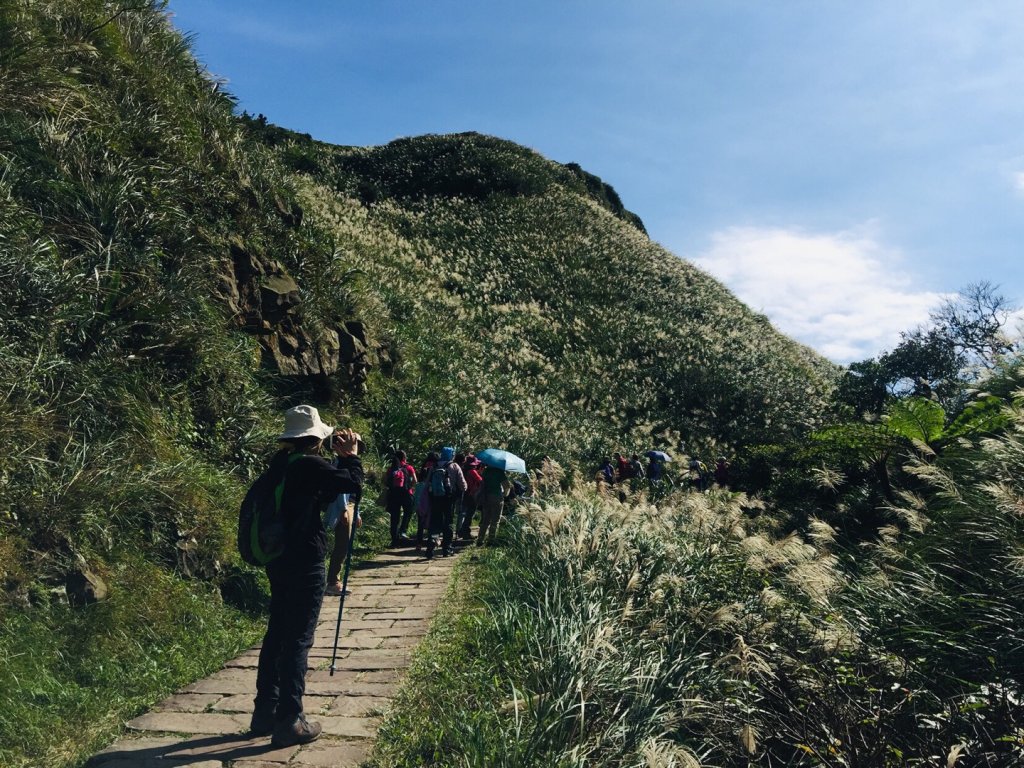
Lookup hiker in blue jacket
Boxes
[250,405,363,748]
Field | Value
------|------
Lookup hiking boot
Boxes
[248,705,276,737]
[271,714,322,747]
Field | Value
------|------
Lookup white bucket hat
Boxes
[278,404,334,441]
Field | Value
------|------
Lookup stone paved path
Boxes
[88,549,460,768]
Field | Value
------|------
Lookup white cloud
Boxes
[230,17,333,50]
[693,226,949,363]
[1013,171,1024,196]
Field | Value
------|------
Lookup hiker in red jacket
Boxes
[396,452,418,541]
[458,454,484,539]
[385,450,417,546]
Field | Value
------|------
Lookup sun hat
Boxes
[278,404,334,441]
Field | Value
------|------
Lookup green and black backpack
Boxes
[237,452,302,566]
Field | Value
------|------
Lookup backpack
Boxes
[429,465,452,497]
[237,452,300,566]
[389,465,406,490]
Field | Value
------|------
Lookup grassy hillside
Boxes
[256,127,837,466]
[0,2,837,766]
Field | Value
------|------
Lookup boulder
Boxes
[65,565,108,607]
[259,272,301,324]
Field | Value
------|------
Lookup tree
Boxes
[835,282,1020,417]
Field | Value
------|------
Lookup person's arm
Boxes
[451,464,467,493]
[321,428,364,497]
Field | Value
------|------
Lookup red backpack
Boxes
[389,465,406,489]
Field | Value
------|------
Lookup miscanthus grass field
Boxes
[376,383,1024,768]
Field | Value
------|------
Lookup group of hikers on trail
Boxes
[238,404,529,749]
[598,451,730,492]
[381,446,528,559]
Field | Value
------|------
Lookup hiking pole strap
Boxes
[330,495,360,676]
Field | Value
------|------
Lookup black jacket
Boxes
[274,451,363,566]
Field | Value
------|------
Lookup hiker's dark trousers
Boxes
[426,495,453,555]
[387,491,410,543]
[255,559,326,722]
[397,492,415,535]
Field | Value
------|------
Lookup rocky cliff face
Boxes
[215,236,370,393]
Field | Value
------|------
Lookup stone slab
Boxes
[328,695,391,717]
[153,693,223,713]
[290,741,371,766]
[318,715,378,738]
[127,712,248,735]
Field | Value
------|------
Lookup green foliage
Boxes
[0,554,262,768]
[379,440,1024,767]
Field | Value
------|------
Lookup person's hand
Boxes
[332,428,361,456]
[355,514,363,529]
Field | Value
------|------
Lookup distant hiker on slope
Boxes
[414,451,439,552]
[714,456,730,489]
[250,406,363,748]
[325,493,358,596]
[598,457,615,491]
[426,447,466,559]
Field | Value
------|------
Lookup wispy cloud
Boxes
[229,17,333,51]
[693,226,948,363]
[1013,171,1024,196]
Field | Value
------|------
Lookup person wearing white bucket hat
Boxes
[250,404,364,748]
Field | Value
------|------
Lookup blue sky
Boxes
[168,1,1024,362]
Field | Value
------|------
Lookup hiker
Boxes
[414,452,439,551]
[647,455,663,484]
[251,405,363,748]
[426,447,466,559]
[477,464,511,547]
[629,454,645,481]
[458,454,484,540]
[396,451,417,538]
[325,493,358,596]
[450,452,468,545]
[599,457,615,487]
[385,451,415,547]
[687,457,709,491]
[506,478,528,516]
[614,452,630,482]
[714,456,730,488]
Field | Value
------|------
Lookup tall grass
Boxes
[376,387,1024,767]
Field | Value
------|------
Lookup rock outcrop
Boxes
[215,238,369,392]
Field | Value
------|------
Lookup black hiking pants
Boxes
[397,492,415,537]
[255,558,326,723]
[426,495,454,556]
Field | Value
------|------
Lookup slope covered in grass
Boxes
[260,129,837,465]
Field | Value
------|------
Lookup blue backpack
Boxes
[429,465,452,498]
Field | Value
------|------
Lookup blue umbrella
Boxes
[476,448,527,474]
[645,450,671,462]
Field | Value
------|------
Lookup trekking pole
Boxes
[329,495,360,676]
